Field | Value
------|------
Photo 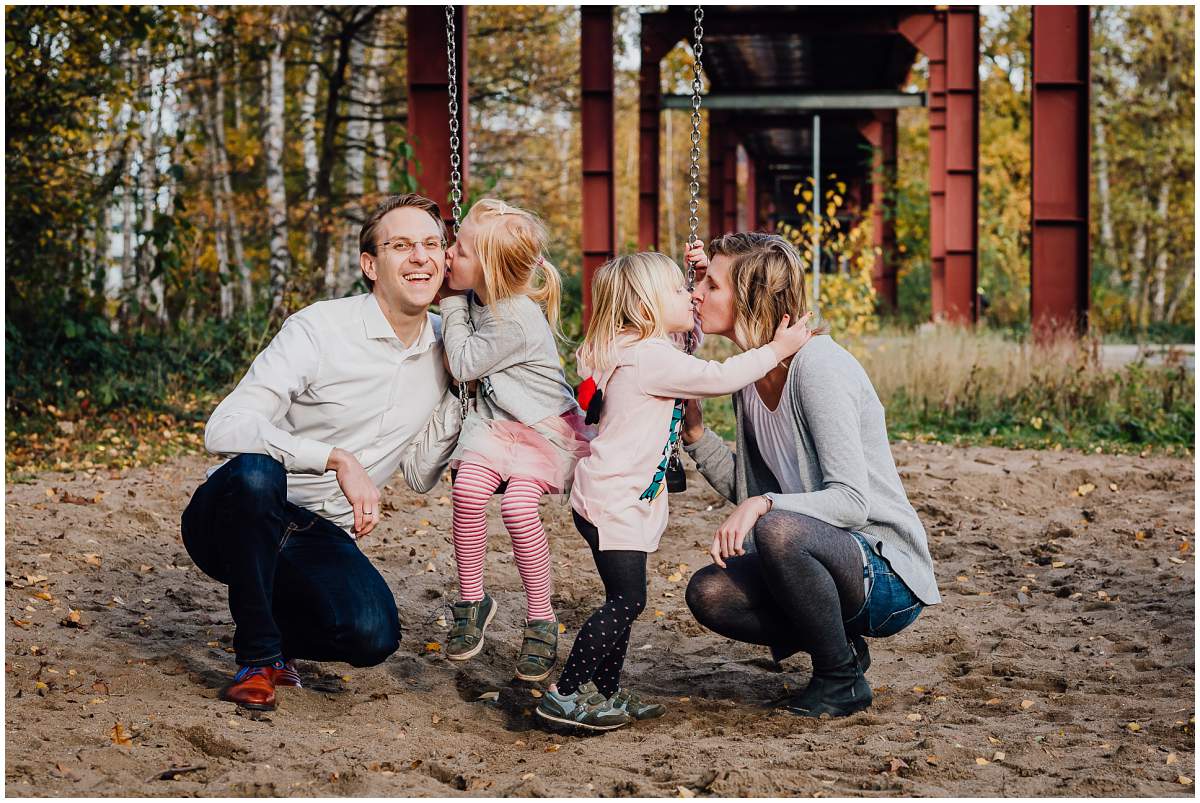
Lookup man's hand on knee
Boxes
[328,448,381,536]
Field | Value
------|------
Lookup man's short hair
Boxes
[358,194,448,289]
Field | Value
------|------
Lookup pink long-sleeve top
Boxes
[570,335,780,552]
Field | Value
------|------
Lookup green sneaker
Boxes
[446,595,496,661]
[535,682,632,732]
[609,687,666,720]
[514,619,558,681]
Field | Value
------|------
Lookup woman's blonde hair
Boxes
[577,251,684,374]
[462,198,562,332]
[709,232,828,348]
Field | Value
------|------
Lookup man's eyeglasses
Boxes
[376,237,447,256]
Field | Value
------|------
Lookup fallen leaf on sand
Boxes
[84,554,102,567]
[1179,776,1193,786]
[92,680,109,695]
[1109,483,1119,491]
[1167,753,1179,765]
[109,722,133,748]
[887,757,909,774]
[985,698,1001,706]
[530,689,543,698]
[993,751,1005,761]
[925,755,939,765]
[431,714,441,724]
[1021,699,1035,709]
[35,681,49,696]
[1076,483,1096,497]
[907,713,923,721]
[1125,722,1141,732]
[557,623,566,634]
[477,691,500,702]
[676,785,695,797]
[1169,557,1185,565]
[544,744,560,753]
[424,642,441,653]
[667,572,682,583]
[60,609,84,628]
[655,610,665,618]
[521,772,535,781]
[975,757,990,766]
[424,562,436,572]
[33,591,53,601]
[10,618,31,629]
[1051,561,1067,569]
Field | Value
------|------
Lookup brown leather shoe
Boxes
[274,659,302,688]
[222,664,277,710]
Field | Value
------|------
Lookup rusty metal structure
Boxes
[404,6,1091,330]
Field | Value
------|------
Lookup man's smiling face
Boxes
[362,206,446,313]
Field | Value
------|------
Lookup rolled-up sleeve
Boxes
[204,315,334,475]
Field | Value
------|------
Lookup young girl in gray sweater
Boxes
[438,199,590,682]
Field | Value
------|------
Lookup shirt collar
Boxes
[363,293,437,353]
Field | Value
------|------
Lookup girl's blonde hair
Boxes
[578,251,684,374]
[462,198,562,332]
[709,232,828,347]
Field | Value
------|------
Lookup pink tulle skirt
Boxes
[450,411,594,493]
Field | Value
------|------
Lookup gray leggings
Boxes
[685,510,867,669]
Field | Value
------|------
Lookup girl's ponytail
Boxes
[529,255,563,335]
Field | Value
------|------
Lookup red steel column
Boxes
[406,6,468,232]
[722,134,738,235]
[581,7,615,327]
[744,152,759,231]
[860,110,899,309]
[708,114,726,241]
[1032,6,1090,335]
[944,6,979,323]
[637,46,662,250]
[900,12,947,319]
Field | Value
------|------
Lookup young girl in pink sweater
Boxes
[536,252,813,731]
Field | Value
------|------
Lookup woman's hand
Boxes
[709,495,772,568]
[682,398,704,445]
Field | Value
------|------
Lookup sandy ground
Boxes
[5,442,1195,797]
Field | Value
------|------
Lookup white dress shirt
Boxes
[204,292,461,531]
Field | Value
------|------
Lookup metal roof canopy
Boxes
[642,6,921,178]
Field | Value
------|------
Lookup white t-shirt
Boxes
[740,378,870,590]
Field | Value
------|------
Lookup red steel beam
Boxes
[637,52,661,250]
[899,11,947,320]
[708,114,727,242]
[406,6,468,232]
[745,152,759,231]
[944,6,979,324]
[722,134,738,235]
[859,110,899,309]
[1031,6,1090,335]
[581,7,615,327]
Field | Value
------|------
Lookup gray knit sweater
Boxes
[683,335,942,606]
[440,292,578,425]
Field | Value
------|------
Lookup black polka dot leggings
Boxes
[556,510,648,697]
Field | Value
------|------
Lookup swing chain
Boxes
[445,5,463,235]
[685,5,705,294]
[445,5,470,421]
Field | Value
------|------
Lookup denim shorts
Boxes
[843,533,924,639]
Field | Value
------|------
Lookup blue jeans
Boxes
[180,454,400,668]
[843,533,924,639]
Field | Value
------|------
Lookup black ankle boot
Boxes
[782,644,873,718]
[851,634,871,673]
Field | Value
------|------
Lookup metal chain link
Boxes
[445,5,463,235]
[685,4,705,295]
[445,5,470,421]
[684,5,705,358]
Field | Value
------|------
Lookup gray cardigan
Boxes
[440,292,578,425]
[683,336,942,606]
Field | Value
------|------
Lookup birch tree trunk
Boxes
[339,27,371,294]
[1150,177,1171,323]
[301,13,325,206]
[264,8,291,312]
[210,68,251,311]
[1093,111,1116,281]
[1165,271,1193,324]
[1129,219,1149,329]
[368,33,391,194]
[136,57,165,323]
[198,76,234,320]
